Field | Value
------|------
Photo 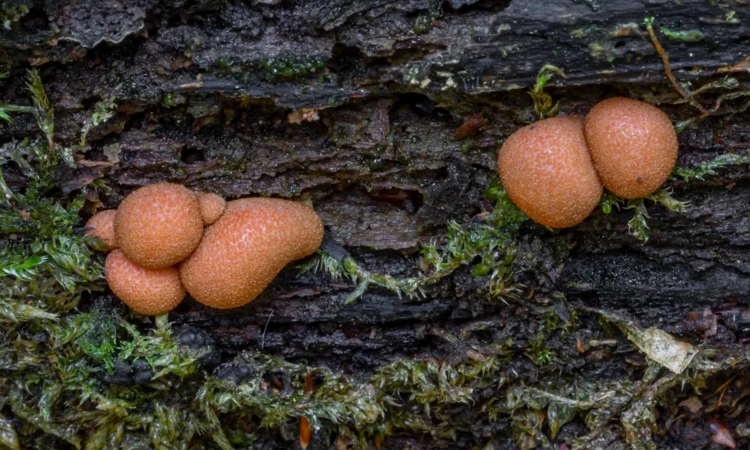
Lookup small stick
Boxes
[644,18,709,116]
[261,311,274,350]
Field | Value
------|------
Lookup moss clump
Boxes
[301,180,527,303]
[597,188,688,243]
[413,14,433,35]
[2,310,209,449]
[0,72,109,318]
[529,65,566,118]
[163,92,176,107]
[0,3,29,30]
[595,153,749,242]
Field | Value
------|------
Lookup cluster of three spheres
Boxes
[87,184,324,315]
[498,97,679,228]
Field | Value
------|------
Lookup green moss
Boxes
[599,188,688,242]
[163,92,176,107]
[0,72,111,318]
[2,310,208,449]
[672,153,750,181]
[599,192,620,215]
[571,26,596,38]
[0,3,29,30]
[660,28,704,42]
[625,198,650,242]
[529,65,566,118]
[588,42,615,62]
[302,180,526,303]
[413,14,433,35]
[2,68,750,450]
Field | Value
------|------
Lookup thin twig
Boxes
[708,91,750,116]
[714,374,737,410]
[644,18,709,116]
[526,387,616,409]
[261,311,274,350]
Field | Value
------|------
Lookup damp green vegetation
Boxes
[1,310,209,450]
[162,92,176,107]
[413,14,433,35]
[206,54,328,84]
[570,25,598,39]
[672,152,750,181]
[0,70,217,449]
[0,71,110,320]
[317,155,747,292]
[0,72,17,121]
[2,72,750,450]
[588,42,617,63]
[574,22,642,62]
[301,180,527,304]
[599,188,688,242]
[0,3,29,30]
[596,150,750,243]
[623,199,652,243]
[3,294,749,449]
[660,28,704,42]
[529,65,566,119]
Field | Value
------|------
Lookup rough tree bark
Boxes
[1,1,750,449]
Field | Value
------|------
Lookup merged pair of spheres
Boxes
[497,97,678,228]
[86,183,324,315]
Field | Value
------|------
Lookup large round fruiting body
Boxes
[105,250,186,315]
[196,192,226,226]
[497,116,603,228]
[180,198,324,309]
[115,183,204,269]
[85,209,118,251]
[584,97,678,199]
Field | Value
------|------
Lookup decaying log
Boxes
[0,1,749,449]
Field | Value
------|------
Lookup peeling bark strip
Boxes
[0,0,749,449]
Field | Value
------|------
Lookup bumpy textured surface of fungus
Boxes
[497,116,603,228]
[115,183,204,269]
[180,198,324,309]
[105,250,186,315]
[584,97,678,199]
[85,209,118,251]
[196,192,227,226]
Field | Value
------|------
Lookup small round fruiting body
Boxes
[85,209,118,251]
[497,116,603,228]
[584,97,678,199]
[115,183,204,269]
[180,198,324,309]
[196,192,226,226]
[105,250,186,315]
